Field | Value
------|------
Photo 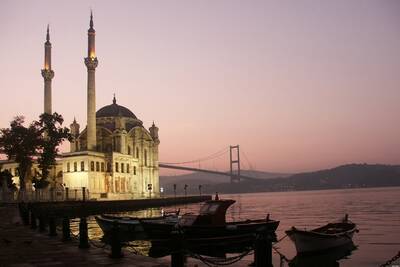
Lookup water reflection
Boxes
[289,242,357,267]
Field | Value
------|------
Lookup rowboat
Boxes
[285,215,358,254]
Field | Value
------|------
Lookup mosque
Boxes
[1,13,160,200]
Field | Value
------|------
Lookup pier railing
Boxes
[0,187,90,203]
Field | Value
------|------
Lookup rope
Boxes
[240,148,254,171]
[160,147,229,165]
[275,234,288,243]
[379,251,400,267]
[187,248,254,266]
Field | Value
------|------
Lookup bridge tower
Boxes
[230,145,241,183]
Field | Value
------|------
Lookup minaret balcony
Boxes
[84,57,98,70]
[41,69,54,81]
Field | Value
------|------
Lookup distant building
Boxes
[0,13,160,199]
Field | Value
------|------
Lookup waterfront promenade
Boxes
[0,203,170,267]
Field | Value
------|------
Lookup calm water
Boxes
[75,187,400,267]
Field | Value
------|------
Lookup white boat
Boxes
[285,215,358,254]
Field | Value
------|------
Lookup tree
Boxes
[0,116,41,197]
[0,169,16,191]
[34,113,71,189]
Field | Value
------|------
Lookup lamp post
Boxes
[147,184,152,199]
[198,185,202,196]
[184,184,188,197]
[173,184,177,198]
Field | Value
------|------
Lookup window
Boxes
[115,162,119,172]
[74,162,77,172]
[96,161,100,172]
[121,163,124,173]
[136,147,139,158]
[144,149,148,166]
[127,164,130,173]
[133,166,137,175]
[91,161,95,171]
[80,161,85,171]
[107,162,111,172]
[101,162,105,172]
[67,162,70,172]
[128,146,131,155]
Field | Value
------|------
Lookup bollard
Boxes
[170,230,184,267]
[254,229,274,267]
[19,202,29,225]
[65,187,69,200]
[82,187,86,202]
[62,217,71,241]
[30,211,37,229]
[109,220,123,258]
[79,217,90,249]
[39,216,47,232]
[48,217,57,236]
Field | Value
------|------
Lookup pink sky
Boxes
[0,0,399,174]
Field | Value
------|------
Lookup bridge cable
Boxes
[160,146,229,165]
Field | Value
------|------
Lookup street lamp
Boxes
[198,185,202,196]
[173,184,177,198]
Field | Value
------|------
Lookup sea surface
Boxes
[73,186,400,267]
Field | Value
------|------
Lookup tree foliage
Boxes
[0,116,40,193]
[34,113,71,188]
[0,113,71,192]
[0,169,16,190]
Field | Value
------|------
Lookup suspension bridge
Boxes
[159,145,263,182]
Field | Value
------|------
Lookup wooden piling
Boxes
[48,217,57,236]
[254,229,273,267]
[39,216,46,232]
[62,217,71,241]
[109,220,123,258]
[170,230,184,267]
[30,211,37,229]
[78,217,89,249]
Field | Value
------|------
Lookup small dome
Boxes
[96,96,137,119]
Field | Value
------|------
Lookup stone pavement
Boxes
[0,204,169,267]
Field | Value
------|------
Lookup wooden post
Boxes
[30,211,37,229]
[48,217,57,236]
[82,187,86,202]
[62,217,71,241]
[254,229,274,267]
[79,217,90,249]
[39,215,46,232]
[170,230,184,267]
[109,220,123,258]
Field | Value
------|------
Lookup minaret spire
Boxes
[41,25,54,114]
[85,11,98,151]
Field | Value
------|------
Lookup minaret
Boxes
[84,11,98,151]
[41,25,54,114]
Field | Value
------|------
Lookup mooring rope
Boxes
[379,251,400,267]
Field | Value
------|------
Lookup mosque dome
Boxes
[96,96,137,119]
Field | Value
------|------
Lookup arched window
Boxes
[121,163,125,173]
[115,162,119,172]
[101,162,105,172]
[96,162,100,172]
[74,162,77,172]
[80,161,84,171]
[144,149,148,166]
[128,146,131,155]
[107,162,111,172]
[67,162,70,172]
[136,147,139,158]
[127,164,130,173]
[91,161,95,171]
[133,166,137,175]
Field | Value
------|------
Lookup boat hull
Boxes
[286,227,356,254]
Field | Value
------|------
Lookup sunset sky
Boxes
[1,0,399,174]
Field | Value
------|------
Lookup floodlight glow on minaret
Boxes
[84,11,98,151]
[41,25,54,114]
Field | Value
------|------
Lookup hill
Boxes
[160,164,400,194]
